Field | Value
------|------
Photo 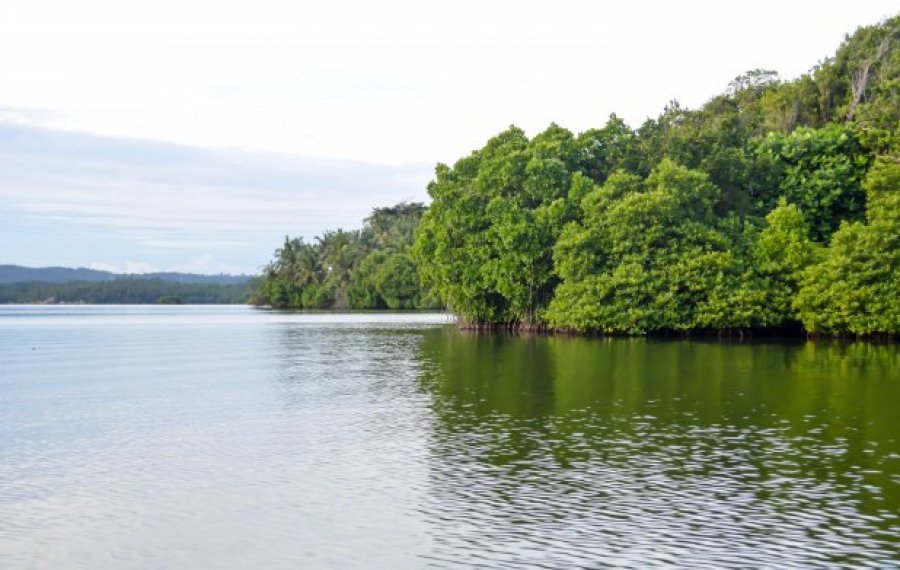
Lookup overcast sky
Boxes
[0,0,896,274]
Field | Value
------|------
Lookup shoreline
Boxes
[456,319,898,342]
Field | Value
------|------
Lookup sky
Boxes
[0,0,896,274]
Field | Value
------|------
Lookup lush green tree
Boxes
[372,253,420,309]
[317,230,364,283]
[414,125,584,325]
[346,252,388,309]
[256,202,438,310]
[833,16,899,128]
[751,200,820,322]
[794,157,900,335]
[575,114,641,183]
[758,124,873,239]
[695,200,821,330]
[362,202,428,252]
[261,236,306,308]
[546,160,744,333]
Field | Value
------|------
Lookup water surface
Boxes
[0,306,898,567]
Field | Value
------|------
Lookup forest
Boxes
[0,279,254,304]
[258,16,898,336]
[253,202,440,310]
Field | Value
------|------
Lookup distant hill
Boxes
[0,265,253,285]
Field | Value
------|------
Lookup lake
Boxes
[1,305,898,567]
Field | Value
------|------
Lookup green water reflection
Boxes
[418,329,900,565]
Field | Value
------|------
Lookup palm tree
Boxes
[317,229,367,287]
[363,202,427,252]
[292,242,324,287]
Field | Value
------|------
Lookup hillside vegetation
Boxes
[0,265,251,285]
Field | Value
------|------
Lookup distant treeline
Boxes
[0,264,252,285]
[0,279,255,304]
[253,203,441,309]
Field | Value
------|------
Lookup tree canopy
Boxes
[253,17,898,335]
[412,15,899,337]
[254,202,440,310]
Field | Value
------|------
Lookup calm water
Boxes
[1,306,898,568]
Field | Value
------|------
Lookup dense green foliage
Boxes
[412,125,579,324]
[0,279,253,304]
[255,202,440,309]
[794,157,900,334]
[414,16,899,336]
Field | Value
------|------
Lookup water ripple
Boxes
[0,306,897,568]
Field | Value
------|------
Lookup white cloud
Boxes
[0,124,431,272]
